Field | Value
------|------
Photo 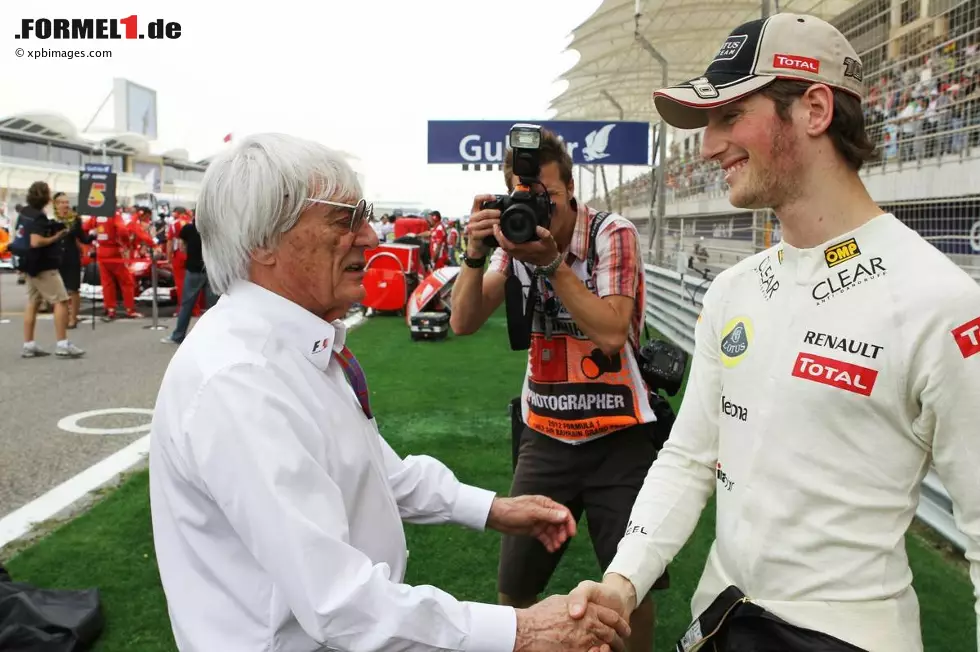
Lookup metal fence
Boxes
[636,199,980,283]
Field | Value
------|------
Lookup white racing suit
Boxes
[605,213,980,651]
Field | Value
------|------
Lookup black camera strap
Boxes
[586,210,610,278]
[505,258,537,351]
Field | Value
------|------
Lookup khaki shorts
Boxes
[26,269,69,305]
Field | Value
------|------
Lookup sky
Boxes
[1,0,655,218]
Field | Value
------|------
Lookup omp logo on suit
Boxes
[824,237,861,268]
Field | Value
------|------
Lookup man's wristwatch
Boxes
[463,253,487,268]
[535,253,564,278]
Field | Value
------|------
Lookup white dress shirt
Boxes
[149,280,517,652]
[605,214,980,651]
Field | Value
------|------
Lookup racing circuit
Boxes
[1,0,978,648]
[0,271,177,539]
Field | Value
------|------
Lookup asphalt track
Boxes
[0,269,181,519]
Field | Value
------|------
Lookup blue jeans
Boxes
[170,269,215,343]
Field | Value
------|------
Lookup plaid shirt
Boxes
[488,203,644,351]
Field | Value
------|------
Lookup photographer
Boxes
[450,127,662,651]
[14,182,84,358]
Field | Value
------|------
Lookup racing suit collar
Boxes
[776,212,895,283]
[224,279,348,372]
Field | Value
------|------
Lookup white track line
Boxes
[0,311,368,551]
[0,435,153,549]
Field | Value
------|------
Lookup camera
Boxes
[481,124,554,248]
[637,338,689,451]
[637,339,688,398]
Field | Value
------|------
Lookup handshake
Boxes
[485,496,639,652]
[512,577,638,652]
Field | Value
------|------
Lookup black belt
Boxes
[675,586,868,652]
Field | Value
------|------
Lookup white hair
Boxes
[196,133,363,294]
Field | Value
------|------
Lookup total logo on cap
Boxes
[655,13,866,130]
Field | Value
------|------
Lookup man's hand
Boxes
[486,496,576,553]
[567,577,637,625]
[464,194,501,259]
[514,594,630,652]
[494,224,560,268]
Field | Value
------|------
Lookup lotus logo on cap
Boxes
[715,34,747,61]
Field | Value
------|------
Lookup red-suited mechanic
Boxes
[450,127,662,652]
[566,14,980,652]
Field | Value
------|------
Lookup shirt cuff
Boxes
[462,602,516,652]
[603,538,665,600]
[451,484,496,531]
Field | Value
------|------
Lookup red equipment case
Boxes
[361,242,423,313]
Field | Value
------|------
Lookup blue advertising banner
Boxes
[427,120,651,166]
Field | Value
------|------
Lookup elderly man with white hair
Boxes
[148,133,631,652]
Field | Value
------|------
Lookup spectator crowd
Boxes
[589,30,980,208]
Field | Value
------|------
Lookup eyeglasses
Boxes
[305,197,373,233]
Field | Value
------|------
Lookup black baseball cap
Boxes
[653,13,866,130]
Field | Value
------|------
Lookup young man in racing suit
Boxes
[450,128,662,652]
[566,14,980,652]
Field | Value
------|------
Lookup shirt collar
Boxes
[224,280,347,372]
[566,201,595,263]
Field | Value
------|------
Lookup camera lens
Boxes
[501,204,537,243]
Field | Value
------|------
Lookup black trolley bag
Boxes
[0,563,104,651]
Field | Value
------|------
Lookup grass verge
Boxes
[5,313,974,650]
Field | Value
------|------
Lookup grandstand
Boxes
[558,0,980,284]
[0,112,210,212]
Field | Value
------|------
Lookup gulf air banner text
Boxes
[427,120,651,166]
